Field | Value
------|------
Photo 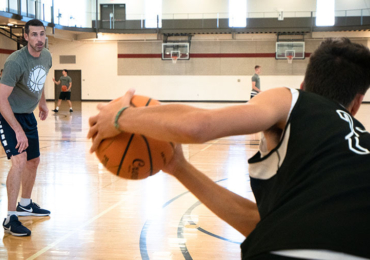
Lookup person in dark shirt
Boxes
[88,38,370,260]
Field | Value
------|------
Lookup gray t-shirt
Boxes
[251,73,260,91]
[59,76,72,92]
[1,46,52,113]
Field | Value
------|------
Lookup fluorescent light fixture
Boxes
[7,23,14,26]
[316,0,335,26]
[229,0,247,27]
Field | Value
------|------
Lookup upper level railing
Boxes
[0,0,369,30]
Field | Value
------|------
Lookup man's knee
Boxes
[26,157,40,170]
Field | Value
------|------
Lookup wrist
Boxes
[114,107,129,131]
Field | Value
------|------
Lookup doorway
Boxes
[100,4,126,29]
[54,70,82,102]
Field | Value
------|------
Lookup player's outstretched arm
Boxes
[163,144,260,237]
[119,88,291,143]
[88,87,292,153]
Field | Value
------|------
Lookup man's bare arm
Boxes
[164,147,260,236]
[0,83,28,152]
[88,87,292,152]
[38,88,49,121]
[252,82,261,92]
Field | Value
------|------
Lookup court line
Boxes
[26,198,127,260]
[200,139,219,152]
[139,178,231,260]
[177,178,246,260]
[140,190,191,260]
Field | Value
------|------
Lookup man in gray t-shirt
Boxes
[0,19,52,236]
[251,65,262,99]
[52,69,73,112]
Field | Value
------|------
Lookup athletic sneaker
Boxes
[16,201,50,216]
[69,109,73,112]
[3,215,31,236]
[52,109,58,113]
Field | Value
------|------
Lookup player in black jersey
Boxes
[88,38,370,259]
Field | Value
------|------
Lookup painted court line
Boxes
[200,140,219,152]
[26,198,127,260]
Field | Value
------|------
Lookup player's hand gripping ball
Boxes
[61,85,68,92]
[95,95,174,180]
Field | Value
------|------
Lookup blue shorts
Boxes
[0,113,40,161]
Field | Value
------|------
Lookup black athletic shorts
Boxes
[59,92,71,100]
[0,113,40,161]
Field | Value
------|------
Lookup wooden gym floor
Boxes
[0,101,369,260]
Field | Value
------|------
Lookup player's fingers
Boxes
[88,115,97,127]
[19,141,27,153]
[97,103,105,110]
[87,125,97,139]
[90,134,102,153]
[123,88,136,104]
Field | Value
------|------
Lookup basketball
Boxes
[96,95,175,180]
[62,85,68,92]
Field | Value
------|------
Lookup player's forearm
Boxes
[118,105,212,143]
[0,98,23,133]
[39,89,47,106]
[171,160,260,236]
[252,85,260,92]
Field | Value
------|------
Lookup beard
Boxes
[29,41,44,52]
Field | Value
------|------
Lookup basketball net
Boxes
[172,56,178,64]
[287,55,293,64]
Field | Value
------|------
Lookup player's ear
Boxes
[300,82,304,90]
[349,94,364,116]
[24,32,29,41]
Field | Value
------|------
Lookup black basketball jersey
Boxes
[241,90,370,259]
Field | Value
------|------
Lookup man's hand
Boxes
[15,130,28,153]
[39,102,49,121]
[87,89,135,153]
[162,143,186,177]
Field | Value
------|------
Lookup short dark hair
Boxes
[304,38,370,107]
[25,19,45,34]
[255,65,260,70]
[63,69,68,74]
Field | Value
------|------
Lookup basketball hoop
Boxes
[172,56,178,64]
[287,55,293,64]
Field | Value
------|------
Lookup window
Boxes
[54,0,88,27]
[145,0,162,28]
[316,0,335,26]
[229,0,247,27]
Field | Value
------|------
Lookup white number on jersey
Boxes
[336,110,370,155]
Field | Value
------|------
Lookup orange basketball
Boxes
[62,85,68,92]
[96,95,174,180]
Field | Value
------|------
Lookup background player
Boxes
[0,19,52,237]
[251,65,262,99]
[52,69,73,113]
